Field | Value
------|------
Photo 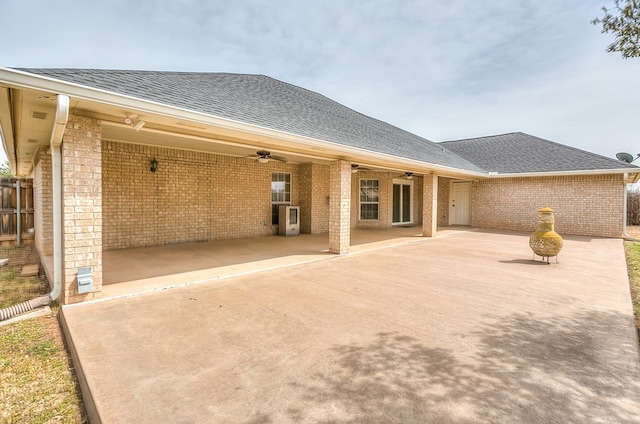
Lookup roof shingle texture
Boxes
[15,68,485,173]
[440,132,637,173]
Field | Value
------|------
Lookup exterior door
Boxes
[392,180,412,224]
[450,182,471,225]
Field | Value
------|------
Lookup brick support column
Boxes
[422,174,438,237]
[329,160,351,254]
[61,116,102,304]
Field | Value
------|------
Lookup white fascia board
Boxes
[0,67,488,179]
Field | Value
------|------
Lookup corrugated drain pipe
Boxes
[0,95,68,321]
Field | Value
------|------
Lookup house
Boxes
[0,67,637,305]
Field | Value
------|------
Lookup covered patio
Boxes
[97,226,470,300]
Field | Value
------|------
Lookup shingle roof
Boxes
[14,68,486,173]
[439,132,638,173]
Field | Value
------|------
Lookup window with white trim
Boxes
[271,172,291,225]
[359,179,379,220]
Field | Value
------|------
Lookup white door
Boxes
[450,182,471,225]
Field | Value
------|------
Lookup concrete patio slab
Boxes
[61,230,640,423]
[99,226,467,299]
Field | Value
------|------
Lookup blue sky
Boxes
[1,0,639,164]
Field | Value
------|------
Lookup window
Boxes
[359,179,379,220]
[271,172,291,225]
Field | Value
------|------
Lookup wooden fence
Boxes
[0,178,34,246]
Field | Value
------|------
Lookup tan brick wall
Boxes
[413,177,424,226]
[102,141,299,249]
[62,116,103,304]
[33,151,53,257]
[299,163,330,234]
[471,174,625,237]
[299,164,312,234]
[437,177,450,227]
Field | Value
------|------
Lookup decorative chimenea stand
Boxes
[529,206,563,264]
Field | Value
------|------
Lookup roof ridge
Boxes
[13,67,276,78]
[438,132,522,144]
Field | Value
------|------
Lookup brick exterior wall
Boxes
[299,163,330,234]
[437,177,450,227]
[62,116,103,304]
[413,177,424,226]
[102,141,299,250]
[299,164,312,234]
[33,151,53,257]
[471,174,625,237]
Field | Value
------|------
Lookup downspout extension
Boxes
[0,94,68,322]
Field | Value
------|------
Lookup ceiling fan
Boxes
[396,172,422,180]
[248,150,287,164]
[351,164,371,173]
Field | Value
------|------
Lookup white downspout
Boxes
[0,94,68,321]
[48,94,69,302]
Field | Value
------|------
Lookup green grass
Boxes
[623,241,640,343]
[0,244,86,423]
[0,246,48,309]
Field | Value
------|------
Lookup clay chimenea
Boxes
[529,206,563,263]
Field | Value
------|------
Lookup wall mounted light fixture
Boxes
[150,158,158,173]
[405,172,414,180]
